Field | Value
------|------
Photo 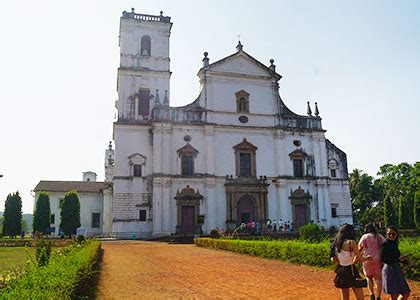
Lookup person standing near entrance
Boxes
[381,225,410,300]
[358,223,385,300]
[272,219,277,233]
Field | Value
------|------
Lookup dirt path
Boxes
[97,241,419,299]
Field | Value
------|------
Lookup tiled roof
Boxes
[34,181,110,193]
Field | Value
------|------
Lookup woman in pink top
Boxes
[358,223,385,300]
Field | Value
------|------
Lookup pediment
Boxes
[210,54,270,77]
[289,186,312,200]
[288,149,308,159]
[233,138,258,151]
[128,153,146,165]
[176,143,199,157]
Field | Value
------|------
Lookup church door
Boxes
[181,206,195,235]
[237,196,255,224]
[294,204,307,228]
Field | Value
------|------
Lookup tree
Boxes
[398,195,410,229]
[2,192,22,238]
[415,191,420,229]
[383,192,396,227]
[33,192,51,234]
[349,169,375,224]
[60,190,81,237]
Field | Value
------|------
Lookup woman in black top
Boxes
[380,225,410,300]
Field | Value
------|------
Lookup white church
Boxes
[35,9,353,238]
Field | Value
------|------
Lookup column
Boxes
[152,178,163,235]
[206,178,216,232]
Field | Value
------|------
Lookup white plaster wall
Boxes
[41,191,105,236]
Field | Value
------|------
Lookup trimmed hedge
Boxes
[1,241,101,299]
[194,238,331,268]
[194,238,419,280]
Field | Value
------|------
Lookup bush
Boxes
[299,223,324,242]
[35,239,52,267]
[210,228,221,239]
[1,241,101,298]
[194,238,331,268]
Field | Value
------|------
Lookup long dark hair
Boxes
[334,224,355,253]
[386,225,399,243]
[364,223,377,235]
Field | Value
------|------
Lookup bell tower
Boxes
[117,9,172,120]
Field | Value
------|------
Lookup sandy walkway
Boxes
[97,241,419,299]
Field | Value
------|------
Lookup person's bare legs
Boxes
[352,287,364,300]
[367,276,375,297]
[340,288,350,300]
[397,293,410,300]
[390,294,398,300]
[373,275,382,299]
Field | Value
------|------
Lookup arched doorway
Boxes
[236,195,255,224]
[174,185,203,235]
[289,186,312,228]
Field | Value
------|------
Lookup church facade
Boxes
[110,9,352,238]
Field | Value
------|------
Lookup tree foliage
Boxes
[398,195,410,229]
[33,192,51,234]
[415,191,420,229]
[384,193,396,227]
[60,190,81,237]
[2,192,22,237]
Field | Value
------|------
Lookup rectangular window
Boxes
[138,89,150,116]
[181,155,194,176]
[239,153,251,177]
[139,209,147,222]
[331,169,336,178]
[91,213,100,228]
[133,164,142,177]
[50,214,55,224]
[331,207,337,218]
[293,159,303,178]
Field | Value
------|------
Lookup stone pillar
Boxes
[204,125,215,174]
[162,124,172,174]
[205,178,216,233]
[318,136,328,177]
[153,124,163,173]
[162,178,171,234]
[102,187,113,237]
[312,133,321,177]
[134,97,139,120]
[152,178,163,235]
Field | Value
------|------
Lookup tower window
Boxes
[141,35,151,56]
[293,159,304,178]
[331,169,336,178]
[331,207,337,218]
[138,89,150,116]
[181,155,194,176]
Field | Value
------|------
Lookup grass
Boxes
[0,247,35,273]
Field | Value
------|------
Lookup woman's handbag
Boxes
[351,264,367,288]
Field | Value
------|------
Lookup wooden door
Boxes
[181,206,195,235]
[294,205,306,228]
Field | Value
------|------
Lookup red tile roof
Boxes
[34,181,110,193]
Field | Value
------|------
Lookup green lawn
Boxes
[0,247,35,273]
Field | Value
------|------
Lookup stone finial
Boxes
[131,8,135,13]
[269,59,276,72]
[202,52,209,67]
[307,101,312,116]
[108,141,113,150]
[163,90,169,105]
[314,102,319,117]
[160,11,163,16]
[236,41,243,52]
[155,89,160,104]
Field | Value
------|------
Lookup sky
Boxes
[0,1,419,213]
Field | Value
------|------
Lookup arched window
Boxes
[140,35,151,56]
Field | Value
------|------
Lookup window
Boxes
[181,155,194,176]
[139,210,147,222]
[239,153,251,177]
[233,138,257,177]
[177,143,198,176]
[140,35,151,56]
[331,207,337,218]
[293,159,303,178]
[133,164,142,177]
[331,169,336,178]
[50,214,55,224]
[91,213,100,228]
[138,89,150,116]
